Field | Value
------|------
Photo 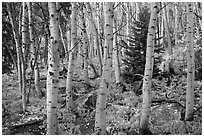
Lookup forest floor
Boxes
[1,59,202,135]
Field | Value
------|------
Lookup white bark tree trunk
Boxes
[27,2,41,97]
[139,2,158,135]
[163,2,173,73]
[185,2,195,121]
[7,3,23,109]
[95,2,114,135]
[85,3,103,75]
[81,4,90,90]
[66,2,77,109]
[113,18,121,84]
[47,2,60,134]
[21,2,27,112]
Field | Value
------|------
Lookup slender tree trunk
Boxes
[44,23,49,66]
[185,2,195,121]
[95,2,114,135]
[66,25,71,65]
[174,3,179,46]
[85,3,102,76]
[139,3,158,135]
[21,2,27,112]
[59,24,67,62]
[7,3,23,100]
[113,18,121,84]
[27,2,41,97]
[163,2,173,73]
[47,2,60,134]
[81,4,90,90]
[66,2,77,109]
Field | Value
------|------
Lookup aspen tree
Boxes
[162,2,173,73]
[185,2,195,121]
[47,2,60,134]
[21,2,27,112]
[139,2,158,135]
[174,3,179,46]
[85,3,103,75]
[66,2,77,109]
[124,3,130,57]
[81,3,90,90]
[95,2,113,135]
[113,18,121,84]
[27,2,41,97]
[7,3,23,106]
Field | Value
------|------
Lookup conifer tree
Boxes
[122,5,163,82]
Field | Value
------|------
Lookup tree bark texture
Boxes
[27,2,41,97]
[66,2,77,109]
[7,3,23,107]
[113,18,121,84]
[21,2,27,112]
[47,2,60,135]
[81,4,90,90]
[95,2,113,135]
[139,2,158,135]
[185,2,195,121]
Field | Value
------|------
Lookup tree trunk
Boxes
[27,2,41,97]
[59,24,68,63]
[7,3,23,103]
[47,2,60,135]
[174,3,179,46]
[44,22,49,66]
[185,2,195,121]
[113,18,121,84]
[85,3,102,76]
[66,2,77,109]
[95,2,113,135]
[163,2,173,73]
[21,2,27,112]
[81,4,90,90]
[66,25,71,65]
[139,2,158,135]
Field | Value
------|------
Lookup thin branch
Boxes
[193,12,202,20]
[113,7,137,35]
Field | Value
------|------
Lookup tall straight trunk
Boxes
[174,3,179,46]
[22,2,27,58]
[21,2,27,112]
[59,25,68,64]
[139,3,158,135]
[7,3,23,100]
[27,2,35,70]
[47,2,60,135]
[163,2,173,72]
[44,22,49,66]
[113,18,121,84]
[66,2,77,109]
[81,4,90,90]
[85,3,102,75]
[126,2,130,47]
[27,2,41,96]
[97,3,104,59]
[185,2,195,121]
[66,26,71,65]
[95,2,114,135]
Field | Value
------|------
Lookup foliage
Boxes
[2,3,17,74]
[122,5,164,83]
[2,2,202,136]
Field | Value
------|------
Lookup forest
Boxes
[1,2,202,135]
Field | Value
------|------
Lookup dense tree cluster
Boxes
[2,2,202,135]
